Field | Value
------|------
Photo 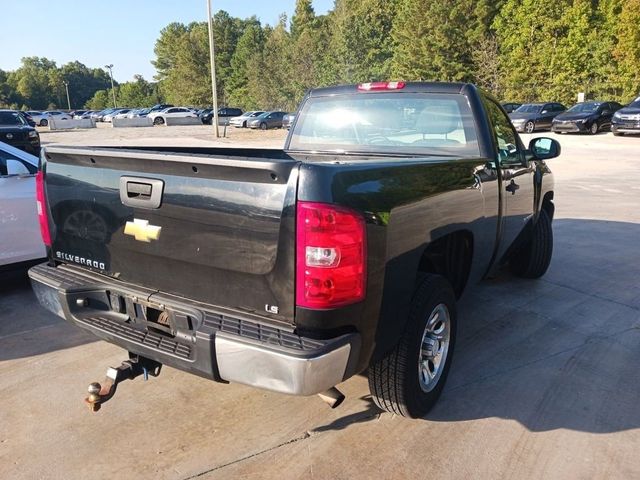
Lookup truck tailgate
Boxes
[43,146,299,323]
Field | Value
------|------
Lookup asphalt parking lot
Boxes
[1,127,639,479]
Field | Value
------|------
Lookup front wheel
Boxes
[368,274,457,418]
[40,119,48,127]
[589,122,599,135]
[613,131,624,137]
[525,121,535,134]
[260,122,267,130]
[153,117,165,125]
[510,209,553,278]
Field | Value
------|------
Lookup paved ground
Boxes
[1,128,639,479]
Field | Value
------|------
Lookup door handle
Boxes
[505,179,520,195]
[120,176,164,209]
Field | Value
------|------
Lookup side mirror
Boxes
[528,137,561,160]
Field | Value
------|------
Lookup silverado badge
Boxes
[124,219,161,242]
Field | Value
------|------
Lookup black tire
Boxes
[153,116,165,125]
[260,122,267,130]
[368,274,457,418]
[40,119,48,127]
[242,121,247,128]
[589,122,599,135]
[510,209,553,278]
[613,131,624,137]
[525,121,535,134]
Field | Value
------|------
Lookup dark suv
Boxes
[0,110,40,155]
[611,98,640,136]
[200,107,243,125]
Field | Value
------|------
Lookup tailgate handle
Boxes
[120,176,164,209]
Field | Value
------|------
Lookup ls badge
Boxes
[124,219,161,242]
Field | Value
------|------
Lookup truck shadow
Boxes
[0,268,96,362]
[423,218,640,433]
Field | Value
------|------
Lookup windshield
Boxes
[567,103,601,113]
[0,111,27,126]
[289,92,479,157]
[628,100,640,109]
[515,104,543,113]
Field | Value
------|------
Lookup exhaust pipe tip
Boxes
[318,387,345,409]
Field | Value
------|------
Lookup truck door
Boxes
[485,99,535,260]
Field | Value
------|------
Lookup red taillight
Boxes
[35,171,51,246]
[296,202,366,309]
[357,81,406,91]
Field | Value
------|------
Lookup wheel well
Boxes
[541,191,554,221]
[417,231,473,298]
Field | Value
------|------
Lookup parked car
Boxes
[148,107,198,125]
[0,110,40,155]
[200,107,243,125]
[26,111,47,126]
[74,110,95,119]
[30,81,559,418]
[282,113,295,129]
[509,103,566,133]
[103,109,132,123]
[501,102,522,113]
[248,111,288,130]
[18,111,36,127]
[127,108,151,118]
[611,98,640,136]
[72,110,88,118]
[0,141,46,268]
[42,111,73,126]
[91,109,118,122]
[551,101,623,135]
[149,104,174,113]
[229,111,265,128]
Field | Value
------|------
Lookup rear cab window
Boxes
[288,92,480,157]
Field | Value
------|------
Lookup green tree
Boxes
[614,0,640,99]
[117,75,162,107]
[227,21,265,109]
[391,0,473,82]
[494,0,571,102]
[85,89,111,110]
[327,0,398,83]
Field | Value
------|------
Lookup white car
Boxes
[0,141,46,267]
[229,111,265,128]
[148,107,198,125]
[26,111,47,126]
[41,111,72,127]
[103,109,132,123]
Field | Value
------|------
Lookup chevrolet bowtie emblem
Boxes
[124,219,161,242]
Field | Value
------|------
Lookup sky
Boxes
[1,0,334,82]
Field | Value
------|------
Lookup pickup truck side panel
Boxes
[294,158,500,369]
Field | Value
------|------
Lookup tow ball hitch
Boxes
[85,355,162,412]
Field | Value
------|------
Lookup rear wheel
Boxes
[40,119,48,127]
[510,209,553,278]
[525,121,535,134]
[153,117,165,125]
[368,274,457,418]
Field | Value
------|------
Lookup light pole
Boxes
[63,80,71,110]
[206,0,219,137]
[104,64,117,108]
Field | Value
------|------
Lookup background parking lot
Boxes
[1,128,639,479]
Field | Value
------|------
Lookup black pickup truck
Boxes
[30,82,559,418]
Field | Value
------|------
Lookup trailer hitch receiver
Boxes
[85,355,162,412]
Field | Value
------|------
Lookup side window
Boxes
[485,99,521,166]
[0,151,36,176]
[7,159,32,175]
